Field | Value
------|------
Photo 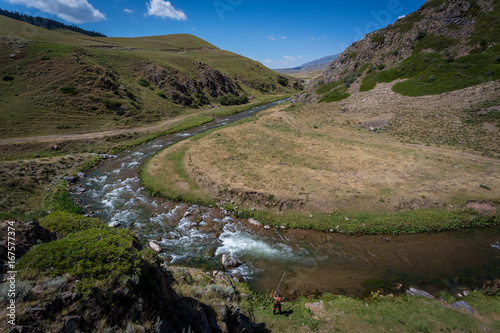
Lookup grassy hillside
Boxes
[0,16,298,140]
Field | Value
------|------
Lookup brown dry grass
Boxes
[147,80,500,214]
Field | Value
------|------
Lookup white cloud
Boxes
[125,8,134,14]
[280,55,297,66]
[398,14,406,19]
[262,59,273,64]
[7,0,106,24]
[311,36,327,41]
[146,0,187,21]
[267,34,285,42]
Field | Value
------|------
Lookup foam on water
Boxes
[216,223,295,261]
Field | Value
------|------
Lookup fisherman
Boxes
[273,291,282,315]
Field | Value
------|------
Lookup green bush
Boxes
[125,90,136,101]
[17,228,145,290]
[2,75,14,81]
[277,76,289,87]
[138,78,149,87]
[40,211,106,236]
[371,33,386,44]
[413,34,459,54]
[60,86,78,95]
[157,92,167,99]
[219,94,249,106]
[103,99,122,110]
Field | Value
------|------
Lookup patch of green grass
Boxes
[468,0,500,46]
[360,72,379,92]
[369,46,500,96]
[227,205,499,235]
[412,34,459,55]
[315,80,342,94]
[245,291,500,333]
[43,181,82,214]
[318,87,350,103]
[40,211,107,236]
[60,86,78,95]
[392,13,424,33]
[371,33,386,44]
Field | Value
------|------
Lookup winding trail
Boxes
[0,113,193,144]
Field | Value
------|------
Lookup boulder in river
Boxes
[221,254,242,269]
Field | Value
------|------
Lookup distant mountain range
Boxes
[273,54,339,75]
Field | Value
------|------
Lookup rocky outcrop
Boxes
[0,220,56,272]
[144,63,241,106]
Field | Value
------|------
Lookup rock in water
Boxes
[221,254,242,268]
[149,241,161,253]
[108,221,121,228]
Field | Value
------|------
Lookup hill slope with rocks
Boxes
[294,0,499,104]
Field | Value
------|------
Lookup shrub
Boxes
[125,90,136,101]
[40,211,106,236]
[17,228,144,289]
[2,75,14,81]
[60,86,78,95]
[157,92,167,99]
[138,78,149,87]
[103,99,122,110]
[371,33,386,44]
[427,75,437,82]
[277,76,289,87]
[219,94,248,106]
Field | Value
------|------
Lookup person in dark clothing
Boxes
[273,291,282,315]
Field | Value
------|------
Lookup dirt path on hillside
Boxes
[0,114,193,145]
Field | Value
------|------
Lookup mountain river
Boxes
[72,100,500,298]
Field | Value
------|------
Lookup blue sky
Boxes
[0,0,425,68]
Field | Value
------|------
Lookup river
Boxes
[72,100,500,298]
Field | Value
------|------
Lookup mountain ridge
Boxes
[273,54,339,75]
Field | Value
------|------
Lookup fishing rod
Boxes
[275,271,286,292]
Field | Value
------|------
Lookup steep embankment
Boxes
[0,15,299,140]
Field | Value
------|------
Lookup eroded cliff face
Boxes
[144,63,241,107]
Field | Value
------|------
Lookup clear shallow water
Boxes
[72,100,500,297]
